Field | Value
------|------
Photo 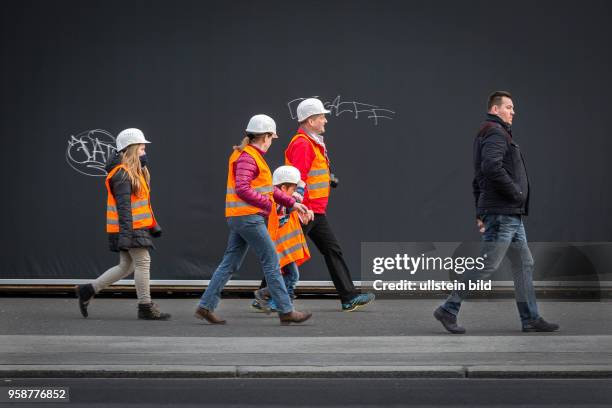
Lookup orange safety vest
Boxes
[105,165,156,233]
[286,133,330,199]
[225,145,279,238]
[271,211,310,269]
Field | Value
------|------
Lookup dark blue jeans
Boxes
[199,214,293,314]
[441,214,540,326]
[281,262,299,299]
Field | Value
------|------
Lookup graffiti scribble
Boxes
[288,95,395,125]
[66,129,116,176]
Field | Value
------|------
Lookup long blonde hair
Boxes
[233,133,271,151]
[120,144,151,197]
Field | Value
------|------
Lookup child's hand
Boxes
[292,191,304,203]
[299,210,314,225]
[292,202,308,214]
[298,212,310,225]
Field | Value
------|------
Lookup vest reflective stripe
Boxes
[270,212,310,268]
[286,133,330,199]
[307,168,329,177]
[108,201,150,213]
[105,165,156,233]
[133,212,153,221]
[226,186,273,194]
[132,200,149,209]
[279,243,305,260]
[275,229,301,245]
[225,201,251,208]
[307,182,330,191]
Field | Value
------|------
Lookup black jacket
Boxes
[473,114,530,216]
[105,153,154,252]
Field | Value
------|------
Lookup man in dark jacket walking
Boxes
[434,91,559,334]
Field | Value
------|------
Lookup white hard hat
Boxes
[116,128,150,151]
[245,114,277,135]
[273,165,301,185]
[296,98,331,122]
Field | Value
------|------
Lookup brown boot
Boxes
[279,310,312,325]
[194,306,226,324]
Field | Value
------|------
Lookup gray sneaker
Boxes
[254,288,273,314]
[522,317,559,333]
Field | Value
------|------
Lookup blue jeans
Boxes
[441,214,540,326]
[282,262,299,299]
[262,263,299,311]
[199,214,293,314]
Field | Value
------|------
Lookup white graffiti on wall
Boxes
[288,95,395,125]
[66,129,116,177]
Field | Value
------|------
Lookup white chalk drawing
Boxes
[288,95,395,125]
[66,129,117,176]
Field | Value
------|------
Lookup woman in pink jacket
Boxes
[194,115,312,325]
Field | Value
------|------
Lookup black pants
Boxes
[260,213,358,303]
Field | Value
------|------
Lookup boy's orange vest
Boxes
[271,211,310,269]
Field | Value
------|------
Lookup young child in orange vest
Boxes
[253,165,313,312]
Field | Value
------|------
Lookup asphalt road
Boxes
[1,378,611,407]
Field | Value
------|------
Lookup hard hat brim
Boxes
[297,109,331,122]
[244,129,278,136]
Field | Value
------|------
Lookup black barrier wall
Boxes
[1,0,611,281]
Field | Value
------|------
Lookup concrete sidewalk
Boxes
[1,298,611,378]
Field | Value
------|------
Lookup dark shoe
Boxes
[522,317,559,333]
[341,293,375,312]
[279,310,312,325]
[138,302,171,320]
[194,306,226,324]
[75,284,95,318]
[434,306,466,334]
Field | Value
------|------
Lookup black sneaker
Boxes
[75,284,95,318]
[433,306,466,334]
[522,317,559,333]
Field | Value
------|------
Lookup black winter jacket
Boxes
[105,153,154,252]
[473,114,530,216]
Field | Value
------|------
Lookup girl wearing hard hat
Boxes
[75,128,170,320]
[195,115,313,325]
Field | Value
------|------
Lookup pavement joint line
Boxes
[1,365,612,379]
